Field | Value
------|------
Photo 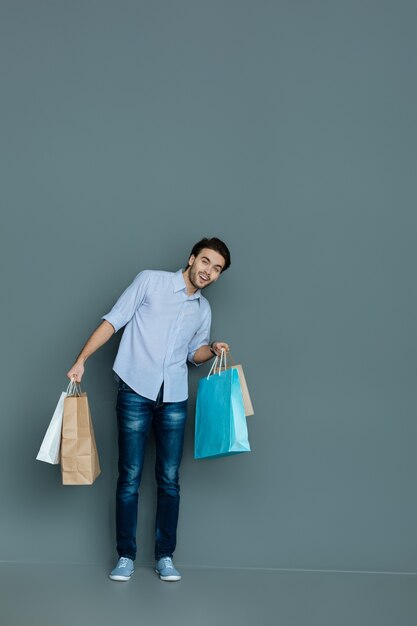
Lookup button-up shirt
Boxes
[101,268,212,402]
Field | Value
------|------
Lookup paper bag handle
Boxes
[206,348,235,379]
[66,378,82,397]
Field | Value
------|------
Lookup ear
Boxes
[188,254,196,266]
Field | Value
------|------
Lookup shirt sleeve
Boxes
[101,270,151,333]
[187,303,212,367]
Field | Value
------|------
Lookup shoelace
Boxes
[119,557,130,569]
[161,557,174,570]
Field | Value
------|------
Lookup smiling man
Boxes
[67,237,231,583]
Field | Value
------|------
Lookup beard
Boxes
[188,265,209,290]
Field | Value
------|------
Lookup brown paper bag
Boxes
[214,352,254,417]
[60,390,101,485]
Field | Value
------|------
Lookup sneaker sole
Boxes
[155,569,181,581]
[109,573,133,581]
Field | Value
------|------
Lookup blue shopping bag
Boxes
[194,352,251,459]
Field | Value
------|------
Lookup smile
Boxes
[199,273,209,282]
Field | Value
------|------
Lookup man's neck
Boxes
[182,268,197,296]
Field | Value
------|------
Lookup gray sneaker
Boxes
[155,556,181,581]
[109,557,134,581]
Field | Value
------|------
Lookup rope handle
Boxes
[66,378,82,397]
[206,348,236,379]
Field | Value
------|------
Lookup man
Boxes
[67,237,231,582]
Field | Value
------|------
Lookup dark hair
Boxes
[185,237,231,272]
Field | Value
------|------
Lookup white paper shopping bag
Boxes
[36,391,67,464]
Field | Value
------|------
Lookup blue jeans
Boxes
[115,379,188,561]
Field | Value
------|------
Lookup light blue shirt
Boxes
[101,268,212,402]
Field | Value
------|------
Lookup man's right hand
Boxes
[67,361,85,383]
[65,320,116,384]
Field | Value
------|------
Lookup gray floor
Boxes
[1,562,416,626]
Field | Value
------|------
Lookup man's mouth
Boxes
[199,273,209,282]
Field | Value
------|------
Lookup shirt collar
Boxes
[172,268,201,302]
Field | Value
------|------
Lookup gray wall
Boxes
[1,0,416,572]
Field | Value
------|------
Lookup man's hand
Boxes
[66,361,85,383]
[211,342,230,357]
[65,320,115,384]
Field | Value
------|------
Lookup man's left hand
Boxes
[211,342,230,357]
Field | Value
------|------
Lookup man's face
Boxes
[187,248,225,290]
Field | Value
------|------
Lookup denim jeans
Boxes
[115,378,188,561]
